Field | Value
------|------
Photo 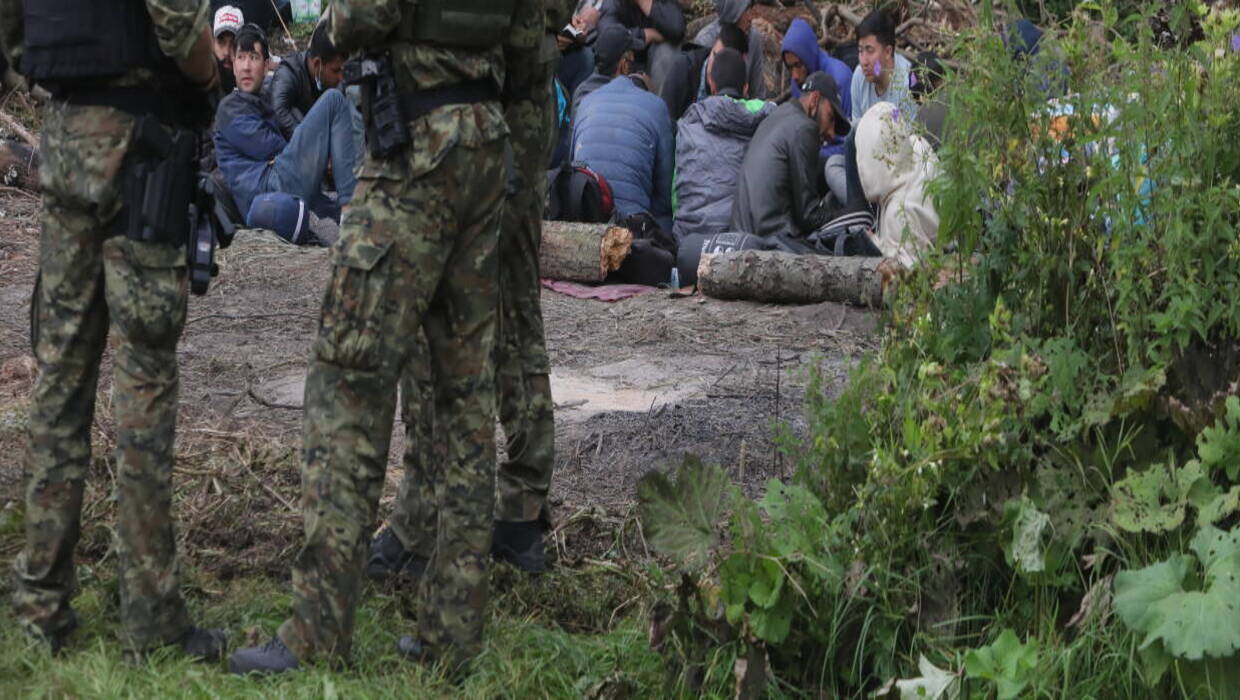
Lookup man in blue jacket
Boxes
[213,24,361,221]
[572,50,675,233]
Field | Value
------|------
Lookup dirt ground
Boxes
[0,188,878,573]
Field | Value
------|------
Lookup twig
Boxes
[0,184,37,199]
[186,312,317,325]
[0,109,37,148]
[247,386,303,410]
[270,0,299,50]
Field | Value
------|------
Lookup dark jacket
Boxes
[674,96,772,240]
[730,100,827,237]
[213,90,286,216]
[599,0,685,50]
[270,50,321,139]
[691,0,768,101]
[572,76,675,232]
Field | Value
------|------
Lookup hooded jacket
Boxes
[213,89,286,217]
[855,102,939,268]
[270,50,322,139]
[729,99,827,237]
[674,96,772,239]
[599,0,685,50]
[572,76,676,232]
[781,19,852,119]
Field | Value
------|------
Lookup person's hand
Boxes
[643,27,664,45]
[577,7,601,29]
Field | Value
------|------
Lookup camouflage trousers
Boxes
[387,53,559,556]
[278,135,507,667]
[12,103,192,651]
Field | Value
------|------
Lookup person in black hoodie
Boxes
[598,0,685,115]
[269,22,347,139]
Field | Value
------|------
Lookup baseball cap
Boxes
[800,71,850,137]
[593,24,632,76]
[214,5,244,39]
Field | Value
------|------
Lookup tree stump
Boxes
[697,250,899,307]
[540,221,633,283]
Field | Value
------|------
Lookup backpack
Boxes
[806,209,882,257]
[545,161,614,223]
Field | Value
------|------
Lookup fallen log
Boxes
[697,250,899,308]
[0,139,39,191]
[540,221,632,283]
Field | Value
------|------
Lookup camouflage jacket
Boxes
[0,0,208,87]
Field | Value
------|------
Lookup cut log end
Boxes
[540,220,634,283]
[600,225,633,274]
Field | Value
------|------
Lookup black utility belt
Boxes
[49,84,188,128]
[398,79,501,122]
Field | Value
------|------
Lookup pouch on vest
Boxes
[402,0,519,49]
[21,0,167,82]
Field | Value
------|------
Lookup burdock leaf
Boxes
[637,457,736,572]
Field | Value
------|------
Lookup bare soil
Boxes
[0,189,878,573]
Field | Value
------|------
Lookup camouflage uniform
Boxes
[276,0,534,668]
[3,0,211,652]
[385,0,573,558]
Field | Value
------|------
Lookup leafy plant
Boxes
[964,629,1041,700]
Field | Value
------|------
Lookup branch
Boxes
[0,109,37,149]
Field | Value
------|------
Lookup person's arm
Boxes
[0,0,23,72]
[850,67,865,122]
[269,64,304,138]
[146,0,217,88]
[643,0,685,43]
[599,0,646,49]
[789,122,825,233]
[223,113,289,162]
[326,0,402,53]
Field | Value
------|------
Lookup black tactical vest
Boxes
[21,0,172,82]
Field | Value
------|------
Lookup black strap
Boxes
[398,79,500,122]
[51,84,185,126]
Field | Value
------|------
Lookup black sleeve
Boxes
[269,64,303,139]
[789,121,826,233]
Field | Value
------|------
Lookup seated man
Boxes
[572,44,675,233]
[730,71,850,238]
[661,22,749,121]
[213,5,243,94]
[213,24,361,227]
[571,23,632,117]
[850,10,917,122]
[782,18,853,119]
[598,0,686,115]
[270,21,347,139]
[855,102,939,267]
[692,0,768,100]
[674,49,772,240]
[556,1,604,98]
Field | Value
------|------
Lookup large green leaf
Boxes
[636,457,736,572]
[1113,526,1240,660]
[963,629,1040,700]
[749,594,794,644]
[1004,497,1051,575]
[1197,395,1240,481]
[894,655,959,700]
[1110,461,1203,533]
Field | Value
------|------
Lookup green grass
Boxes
[0,570,668,699]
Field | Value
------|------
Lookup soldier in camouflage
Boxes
[229,0,539,676]
[2,0,226,659]
[367,0,574,580]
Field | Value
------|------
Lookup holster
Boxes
[119,116,197,246]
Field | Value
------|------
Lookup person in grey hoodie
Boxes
[673,49,772,240]
[692,0,768,100]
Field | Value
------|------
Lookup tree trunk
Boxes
[0,139,39,191]
[697,250,899,308]
[540,221,633,283]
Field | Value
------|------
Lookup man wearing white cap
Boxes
[213,5,244,92]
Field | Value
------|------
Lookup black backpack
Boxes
[545,161,613,223]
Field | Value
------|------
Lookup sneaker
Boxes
[491,520,548,574]
[365,529,429,582]
[175,627,228,663]
[229,635,300,675]
[307,211,339,247]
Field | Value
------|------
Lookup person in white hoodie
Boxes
[854,101,940,267]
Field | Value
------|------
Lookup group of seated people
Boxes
[554,1,948,270]
[208,5,360,245]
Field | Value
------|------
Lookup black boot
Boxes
[365,528,429,582]
[36,611,79,656]
[229,636,300,675]
[491,520,548,574]
[175,627,228,663]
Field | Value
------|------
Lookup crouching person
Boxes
[214,24,360,243]
[855,101,940,267]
